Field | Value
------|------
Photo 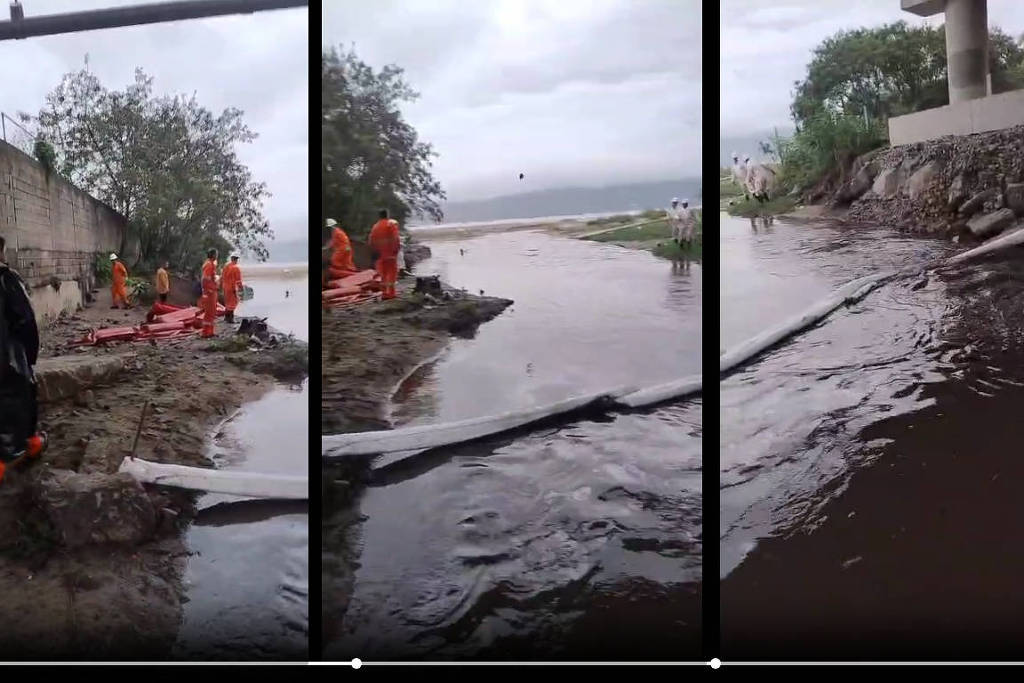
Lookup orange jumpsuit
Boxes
[111,261,128,307]
[221,262,243,312]
[201,258,218,338]
[328,226,357,280]
[369,218,401,300]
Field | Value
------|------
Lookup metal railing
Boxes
[1,111,35,157]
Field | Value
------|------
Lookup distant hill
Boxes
[264,239,308,263]
[424,179,701,224]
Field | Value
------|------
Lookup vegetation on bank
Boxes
[730,21,1024,210]
[584,212,701,260]
[726,195,797,218]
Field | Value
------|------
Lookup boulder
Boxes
[967,208,1016,238]
[907,161,943,201]
[959,189,1000,218]
[38,470,157,547]
[871,167,902,198]
[947,174,967,212]
[836,165,875,204]
[35,354,132,403]
[1006,182,1024,216]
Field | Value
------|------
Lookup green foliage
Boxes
[792,22,1024,126]
[93,252,112,284]
[773,112,887,193]
[322,47,445,240]
[32,67,271,271]
[726,195,798,218]
[32,137,56,171]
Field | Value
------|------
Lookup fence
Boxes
[1,112,36,158]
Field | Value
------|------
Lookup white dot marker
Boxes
[351,658,362,669]
[709,658,721,669]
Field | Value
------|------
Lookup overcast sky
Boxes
[722,0,1024,160]
[323,0,697,203]
[0,0,307,243]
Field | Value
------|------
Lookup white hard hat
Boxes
[671,197,680,203]
[230,253,240,260]
[682,198,689,203]
[732,151,739,158]
[109,253,118,261]
[325,218,338,228]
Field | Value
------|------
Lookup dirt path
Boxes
[0,288,308,660]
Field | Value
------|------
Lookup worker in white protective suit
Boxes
[745,159,776,204]
[668,198,695,247]
[731,152,749,198]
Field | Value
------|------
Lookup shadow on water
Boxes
[173,275,308,661]
[324,231,701,660]
[718,212,1024,658]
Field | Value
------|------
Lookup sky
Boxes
[0,0,308,244]
[721,0,1024,164]
[322,0,698,203]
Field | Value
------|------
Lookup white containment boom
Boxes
[322,376,703,459]
[322,388,633,458]
[119,457,308,500]
[719,272,892,376]
[615,375,702,408]
[947,226,1024,265]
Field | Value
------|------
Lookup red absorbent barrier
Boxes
[322,269,382,309]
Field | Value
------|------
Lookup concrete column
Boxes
[944,0,989,103]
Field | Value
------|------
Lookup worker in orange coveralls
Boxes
[220,253,243,324]
[368,209,401,300]
[110,253,129,308]
[326,218,357,280]
[200,248,219,338]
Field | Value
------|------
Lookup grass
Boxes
[584,209,666,228]
[725,195,798,218]
[583,214,702,260]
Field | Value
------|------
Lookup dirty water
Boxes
[718,212,1024,658]
[324,231,701,660]
[173,273,309,660]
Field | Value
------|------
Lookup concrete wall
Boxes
[0,139,132,325]
[889,89,1024,145]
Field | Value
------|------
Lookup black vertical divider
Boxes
[702,15,720,662]
[308,0,322,662]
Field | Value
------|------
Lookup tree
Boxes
[322,47,445,241]
[791,22,1024,126]
[32,67,271,272]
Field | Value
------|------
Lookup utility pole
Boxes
[0,0,307,40]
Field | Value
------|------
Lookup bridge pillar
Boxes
[902,0,989,104]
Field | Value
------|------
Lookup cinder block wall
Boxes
[0,140,134,325]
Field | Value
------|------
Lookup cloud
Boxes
[322,0,698,201]
[0,0,308,242]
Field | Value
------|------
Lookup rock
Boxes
[947,174,967,212]
[959,189,1000,218]
[35,354,132,403]
[1006,183,1024,216]
[38,470,157,547]
[871,167,902,198]
[967,208,1016,238]
[907,161,943,201]
[836,166,875,204]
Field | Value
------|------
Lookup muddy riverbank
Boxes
[0,289,308,660]
[320,281,513,648]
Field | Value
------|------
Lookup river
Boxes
[325,230,701,660]
[173,263,309,660]
[719,212,1024,658]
